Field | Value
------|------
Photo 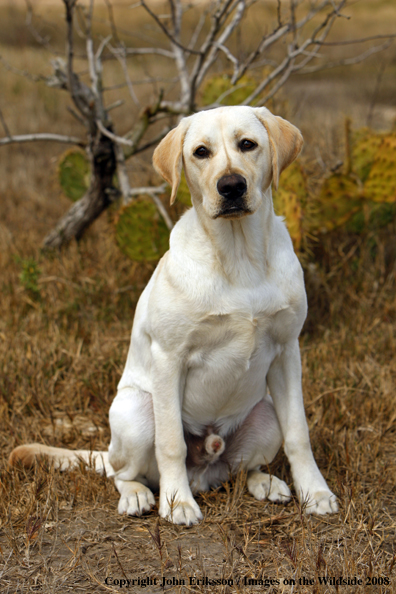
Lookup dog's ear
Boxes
[254,108,303,190]
[153,122,186,205]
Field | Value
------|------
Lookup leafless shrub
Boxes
[0,0,394,248]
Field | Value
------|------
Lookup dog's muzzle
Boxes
[216,174,250,218]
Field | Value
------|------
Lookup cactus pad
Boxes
[200,74,257,107]
[115,198,170,261]
[363,134,396,203]
[315,173,363,232]
[351,128,384,182]
[58,149,90,201]
[273,162,309,251]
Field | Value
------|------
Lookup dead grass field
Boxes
[0,1,396,592]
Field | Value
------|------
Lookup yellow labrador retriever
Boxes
[10,106,338,525]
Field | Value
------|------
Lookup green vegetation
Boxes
[315,128,396,235]
[200,74,258,107]
[273,126,396,249]
[15,255,41,299]
[58,149,90,202]
[57,121,396,261]
[115,198,169,262]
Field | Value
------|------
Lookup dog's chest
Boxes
[187,282,296,357]
[186,302,288,374]
[182,292,296,427]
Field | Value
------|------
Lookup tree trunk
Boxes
[43,134,116,250]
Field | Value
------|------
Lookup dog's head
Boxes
[153,106,303,220]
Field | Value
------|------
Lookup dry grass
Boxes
[1,2,396,592]
[2,219,395,593]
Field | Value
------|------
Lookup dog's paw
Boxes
[302,490,338,515]
[117,482,155,516]
[247,471,291,503]
[159,497,203,526]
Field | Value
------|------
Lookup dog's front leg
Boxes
[267,340,338,514]
[151,343,203,526]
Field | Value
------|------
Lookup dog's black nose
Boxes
[217,174,247,200]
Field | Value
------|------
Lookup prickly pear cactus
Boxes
[273,162,309,251]
[58,149,90,201]
[351,128,384,182]
[315,174,363,233]
[363,134,396,203]
[200,74,257,107]
[115,198,170,261]
[314,128,396,234]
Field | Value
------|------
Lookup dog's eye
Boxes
[239,139,257,152]
[194,146,210,159]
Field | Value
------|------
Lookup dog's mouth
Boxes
[215,202,252,219]
[214,174,251,219]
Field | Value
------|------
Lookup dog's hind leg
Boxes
[108,387,159,516]
[226,395,291,503]
[115,478,156,516]
[247,470,291,503]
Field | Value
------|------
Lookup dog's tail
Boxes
[9,444,112,475]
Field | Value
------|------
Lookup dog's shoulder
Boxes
[269,216,305,285]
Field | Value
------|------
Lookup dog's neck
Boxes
[192,188,275,285]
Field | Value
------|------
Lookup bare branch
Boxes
[96,35,112,63]
[242,52,292,105]
[0,54,46,83]
[157,101,191,116]
[242,0,345,105]
[232,0,336,84]
[188,10,207,51]
[109,45,141,107]
[149,193,174,231]
[256,59,296,106]
[313,33,396,46]
[128,184,167,197]
[104,0,121,45]
[277,0,282,27]
[205,81,251,109]
[106,100,124,113]
[63,0,92,122]
[0,133,85,147]
[3,0,394,250]
[92,13,165,46]
[103,75,179,91]
[170,0,191,107]
[195,0,247,94]
[125,47,175,59]
[190,0,236,94]
[97,93,168,159]
[96,120,135,147]
[24,0,61,56]
[216,43,239,67]
[67,106,86,125]
[0,109,11,138]
[125,183,173,230]
[131,127,172,156]
[114,142,131,205]
[300,40,394,74]
[140,0,201,55]
[289,2,339,73]
[231,23,289,84]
